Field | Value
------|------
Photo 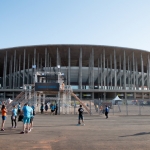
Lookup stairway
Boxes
[7,90,34,112]
[7,91,25,112]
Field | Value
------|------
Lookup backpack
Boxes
[79,108,84,113]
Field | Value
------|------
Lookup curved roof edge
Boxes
[0,44,149,53]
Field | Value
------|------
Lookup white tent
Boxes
[7,98,13,104]
[113,95,122,100]
[112,95,122,105]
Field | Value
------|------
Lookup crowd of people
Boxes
[40,103,58,115]
[1,102,35,134]
[0,100,110,134]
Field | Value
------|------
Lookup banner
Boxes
[35,83,60,91]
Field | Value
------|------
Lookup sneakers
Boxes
[77,124,85,126]
[14,126,17,128]
[25,130,29,133]
[28,129,31,132]
[20,131,25,134]
[1,129,4,131]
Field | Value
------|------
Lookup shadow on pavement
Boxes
[119,132,150,137]
[35,124,76,127]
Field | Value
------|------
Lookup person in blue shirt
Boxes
[20,103,33,134]
[104,105,109,119]
[30,104,35,129]
[11,105,17,128]
[31,105,34,110]
[50,104,55,115]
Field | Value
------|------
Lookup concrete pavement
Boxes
[0,113,150,150]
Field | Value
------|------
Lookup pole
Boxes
[98,98,100,115]
[90,100,91,115]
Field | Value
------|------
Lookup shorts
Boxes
[30,117,34,123]
[23,117,30,124]
[51,110,54,112]
[2,116,6,120]
[78,114,84,120]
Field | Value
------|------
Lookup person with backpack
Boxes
[11,105,17,128]
[78,105,85,126]
[105,105,109,119]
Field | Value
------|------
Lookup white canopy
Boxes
[7,98,13,104]
[112,95,122,101]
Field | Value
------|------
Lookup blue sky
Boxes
[0,0,150,51]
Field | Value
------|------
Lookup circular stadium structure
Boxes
[0,44,150,101]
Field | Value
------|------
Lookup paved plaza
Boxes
[0,113,150,150]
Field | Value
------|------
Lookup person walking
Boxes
[100,105,103,114]
[31,105,35,114]
[50,104,55,115]
[11,105,17,128]
[55,104,58,115]
[104,105,109,119]
[40,103,44,114]
[45,103,48,112]
[20,103,33,134]
[1,105,7,131]
[78,105,85,126]
[96,104,98,112]
[29,105,35,130]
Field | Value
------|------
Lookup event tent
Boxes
[112,95,122,105]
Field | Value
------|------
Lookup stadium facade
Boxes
[0,44,150,101]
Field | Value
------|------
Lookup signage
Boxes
[35,83,60,91]
[32,65,36,68]
[83,94,91,97]
[118,94,124,96]
[127,93,133,96]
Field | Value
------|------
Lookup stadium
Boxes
[0,44,150,103]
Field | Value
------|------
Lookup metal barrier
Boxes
[88,99,150,116]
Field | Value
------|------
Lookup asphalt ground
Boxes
[0,113,150,150]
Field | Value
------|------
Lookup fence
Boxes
[66,99,150,116]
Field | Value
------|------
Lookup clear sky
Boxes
[0,0,150,51]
